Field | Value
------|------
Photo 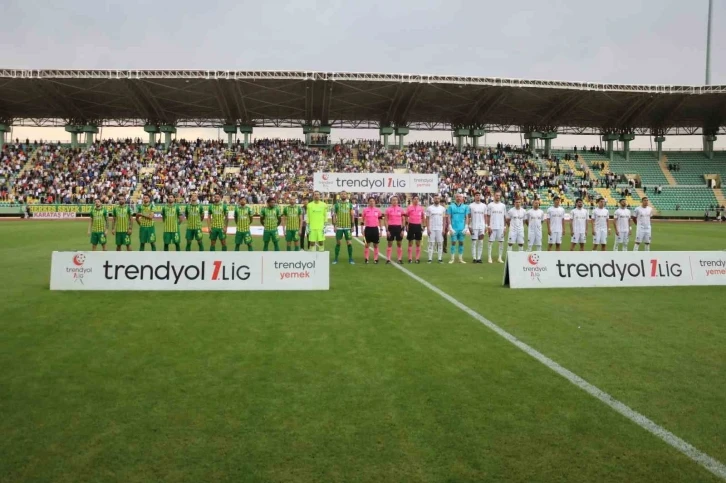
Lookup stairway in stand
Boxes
[658,155,677,186]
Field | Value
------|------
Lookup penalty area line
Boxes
[352,238,726,481]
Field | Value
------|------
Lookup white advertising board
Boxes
[314,172,438,193]
[504,251,726,289]
[50,251,329,291]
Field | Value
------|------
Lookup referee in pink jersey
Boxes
[360,197,383,264]
[405,195,425,263]
[385,196,405,264]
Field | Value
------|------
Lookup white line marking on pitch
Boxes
[352,239,726,480]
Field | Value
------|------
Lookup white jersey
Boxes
[570,208,589,234]
[425,204,446,231]
[487,202,507,230]
[592,208,610,231]
[546,206,565,233]
[469,202,488,230]
[634,206,653,230]
[526,208,544,233]
[506,207,526,232]
[614,208,631,232]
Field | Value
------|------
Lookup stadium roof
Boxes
[0,69,725,135]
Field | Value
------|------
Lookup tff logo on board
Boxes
[522,253,546,282]
[66,253,92,284]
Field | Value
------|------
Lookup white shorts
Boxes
[548,232,563,245]
[471,228,486,239]
[593,229,608,245]
[571,232,586,244]
[528,231,542,246]
[635,229,651,244]
[616,231,630,244]
[508,229,524,245]
[489,228,505,242]
[429,229,444,243]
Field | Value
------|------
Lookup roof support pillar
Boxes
[620,133,635,161]
[83,124,99,148]
[380,126,394,150]
[524,131,542,155]
[395,127,409,150]
[223,124,237,148]
[65,124,84,148]
[0,123,9,151]
[602,133,619,162]
[703,132,717,160]
[160,124,176,150]
[654,136,665,162]
[470,128,485,149]
[542,131,557,158]
[453,127,469,151]
[144,124,160,147]
[240,125,253,149]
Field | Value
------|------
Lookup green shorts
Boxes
[90,232,107,245]
[263,230,280,244]
[235,231,252,245]
[335,229,352,241]
[186,228,203,241]
[210,227,227,241]
[115,231,132,246]
[285,229,299,242]
[164,231,181,245]
[309,228,325,243]
[139,226,156,244]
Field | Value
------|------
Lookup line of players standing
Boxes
[356,191,654,265]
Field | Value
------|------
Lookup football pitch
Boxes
[1,221,725,483]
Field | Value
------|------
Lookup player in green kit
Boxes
[260,197,282,251]
[283,194,303,251]
[234,196,255,251]
[306,190,327,252]
[88,198,108,251]
[332,191,355,264]
[111,196,133,251]
[207,193,229,252]
[135,194,157,251]
[162,196,183,251]
[184,192,204,251]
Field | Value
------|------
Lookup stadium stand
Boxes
[1,137,724,217]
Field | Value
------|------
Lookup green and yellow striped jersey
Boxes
[283,205,302,230]
[208,203,228,229]
[260,206,281,231]
[90,207,107,232]
[162,204,181,232]
[234,205,254,232]
[113,205,132,232]
[185,203,203,230]
[138,203,155,227]
[333,201,353,228]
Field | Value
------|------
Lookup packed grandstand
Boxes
[1,138,724,218]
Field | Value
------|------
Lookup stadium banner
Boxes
[314,173,438,193]
[504,251,726,289]
[31,212,77,219]
[50,251,329,291]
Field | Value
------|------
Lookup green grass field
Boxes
[1,220,725,483]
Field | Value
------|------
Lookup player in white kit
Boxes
[425,195,447,263]
[591,197,610,251]
[569,198,589,251]
[506,198,527,252]
[468,192,488,263]
[632,197,653,251]
[546,196,565,251]
[525,199,544,252]
[486,191,507,263]
[612,198,632,251]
